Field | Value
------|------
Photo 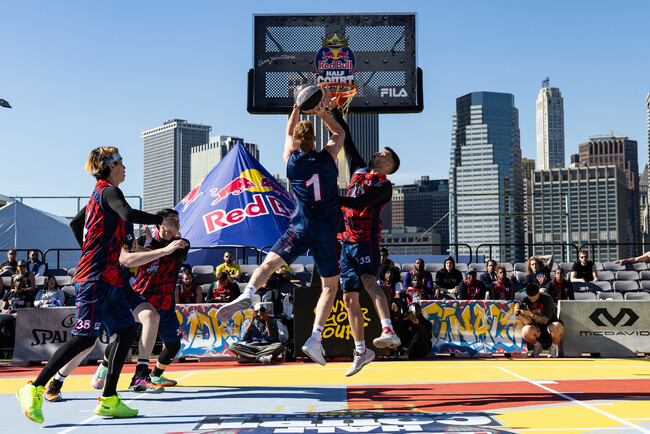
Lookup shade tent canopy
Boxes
[0,201,80,267]
[175,142,295,266]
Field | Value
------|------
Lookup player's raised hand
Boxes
[322,88,337,110]
[312,101,327,116]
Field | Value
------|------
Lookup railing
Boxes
[379,243,473,265]
[475,243,580,264]
[578,243,646,263]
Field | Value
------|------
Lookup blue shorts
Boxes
[271,230,339,278]
[339,239,380,293]
[124,286,149,310]
[157,308,183,343]
[73,281,136,337]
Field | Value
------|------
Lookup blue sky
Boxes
[1,1,649,216]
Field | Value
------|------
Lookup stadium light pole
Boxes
[0,99,11,108]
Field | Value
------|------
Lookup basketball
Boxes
[294,84,323,113]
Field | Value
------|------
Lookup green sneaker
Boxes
[16,382,45,423]
[94,394,138,418]
[150,374,177,387]
[91,364,108,390]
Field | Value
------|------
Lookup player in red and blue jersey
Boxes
[217,98,345,357]
[16,147,182,422]
[332,108,402,376]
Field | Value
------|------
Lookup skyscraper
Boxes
[190,136,259,187]
[536,79,565,169]
[449,92,524,262]
[141,119,211,213]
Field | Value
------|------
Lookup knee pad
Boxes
[158,341,181,365]
[116,325,138,344]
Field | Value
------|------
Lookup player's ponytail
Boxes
[85,147,120,180]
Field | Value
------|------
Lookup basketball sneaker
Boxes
[216,294,252,322]
[94,394,138,418]
[91,364,108,390]
[301,337,326,366]
[44,378,63,402]
[129,369,164,393]
[548,344,559,358]
[150,374,177,387]
[372,327,401,349]
[16,382,45,423]
[531,342,544,357]
[345,349,375,377]
[257,354,274,363]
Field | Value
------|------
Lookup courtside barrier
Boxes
[559,300,650,357]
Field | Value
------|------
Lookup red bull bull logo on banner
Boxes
[180,182,204,212]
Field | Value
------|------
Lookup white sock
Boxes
[243,284,256,299]
[54,372,67,382]
[354,341,366,354]
[380,318,394,332]
[311,325,324,342]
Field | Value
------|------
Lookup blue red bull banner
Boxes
[421,300,526,356]
[175,142,294,266]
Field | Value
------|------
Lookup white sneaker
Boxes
[531,342,544,357]
[91,364,108,390]
[345,349,375,377]
[301,337,326,366]
[257,354,273,363]
[548,344,559,358]
[216,295,252,322]
[372,327,401,349]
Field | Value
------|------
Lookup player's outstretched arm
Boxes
[313,101,344,161]
[119,238,189,268]
[330,107,365,176]
[338,182,392,209]
[283,106,301,164]
[615,251,650,264]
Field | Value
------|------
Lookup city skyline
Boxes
[1,1,649,218]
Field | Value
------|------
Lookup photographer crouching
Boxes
[392,302,433,360]
[229,303,284,363]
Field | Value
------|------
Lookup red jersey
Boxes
[212,280,239,302]
[490,280,513,300]
[340,168,390,242]
[178,282,200,303]
[132,236,181,310]
[74,180,125,286]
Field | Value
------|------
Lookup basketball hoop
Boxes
[317,82,357,116]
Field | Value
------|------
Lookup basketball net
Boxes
[317,82,357,118]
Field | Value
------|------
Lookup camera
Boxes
[408,304,418,314]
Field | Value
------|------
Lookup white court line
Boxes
[497,366,650,433]
[57,372,197,434]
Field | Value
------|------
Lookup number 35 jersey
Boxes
[286,149,339,234]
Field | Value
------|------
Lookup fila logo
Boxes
[380,87,408,98]
[589,308,639,327]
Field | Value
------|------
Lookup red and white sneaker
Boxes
[372,327,401,349]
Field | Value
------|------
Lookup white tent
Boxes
[0,201,80,268]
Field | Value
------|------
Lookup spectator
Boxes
[261,265,293,291]
[27,250,47,276]
[525,255,554,287]
[175,270,202,304]
[377,265,402,298]
[228,303,284,363]
[546,268,575,303]
[393,302,433,360]
[216,251,242,282]
[514,283,563,358]
[207,271,240,303]
[489,265,515,300]
[403,258,433,292]
[2,274,34,314]
[379,247,395,270]
[14,260,36,293]
[458,268,487,300]
[616,251,650,265]
[0,249,18,277]
[570,250,598,283]
[34,275,65,308]
[480,259,498,287]
[434,256,463,298]
[404,274,431,304]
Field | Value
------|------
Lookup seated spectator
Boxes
[404,274,432,304]
[207,271,240,303]
[403,258,434,292]
[546,268,574,303]
[2,274,34,314]
[175,270,203,304]
[514,283,563,358]
[489,265,515,300]
[480,259,498,287]
[14,260,36,293]
[27,250,47,276]
[392,302,433,360]
[377,265,402,298]
[458,268,487,300]
[435,256,463,299]
[229,303,284,363]
[0,249,17,277]
[379,247,395,270]
[216,251,242,282]
[525,255,553,287]
[570,250,598,282]
[261,265,293,291]
[34,275,65,308]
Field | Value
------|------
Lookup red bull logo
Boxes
[180,183,203,212]
[260,177,292,202]
[210,176,257,206]
[203,194,292,234]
